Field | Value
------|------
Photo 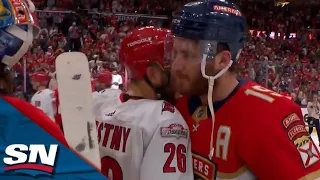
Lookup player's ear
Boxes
[205,50,231,76]
[218,50,232,70]
[206,50,232,76]
[145,66,157,84]
[146,65,163,87]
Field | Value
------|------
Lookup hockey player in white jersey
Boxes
[96,70,122,98]
[93,27,193,180]
[30,71,55,120]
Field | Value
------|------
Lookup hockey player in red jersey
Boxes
[0,0,67,147]
[169,0,320,179]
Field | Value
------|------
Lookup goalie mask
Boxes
[0,0,40,67]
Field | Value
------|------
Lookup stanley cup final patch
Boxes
[160,124,188,139]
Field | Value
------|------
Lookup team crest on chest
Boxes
[192,106,208,131]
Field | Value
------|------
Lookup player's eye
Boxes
[182,51,189,60]
[184,52,200,63]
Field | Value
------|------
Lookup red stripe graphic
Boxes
[3,164,53,173]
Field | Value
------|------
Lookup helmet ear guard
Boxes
[163,33,174,71]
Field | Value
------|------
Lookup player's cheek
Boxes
[180,77,192,94]
[169,73,180,92]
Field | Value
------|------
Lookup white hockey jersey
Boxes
[30,89,55,121]
[92,91,100,100]
[99,88,122,98]
[93,93,194,180]
[92,89,122,102]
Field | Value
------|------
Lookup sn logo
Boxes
[3,144,59,174]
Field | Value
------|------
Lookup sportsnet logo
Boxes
[2,144,58,176]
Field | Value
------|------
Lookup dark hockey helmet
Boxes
[171,0,248,61]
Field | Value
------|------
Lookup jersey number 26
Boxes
[163,143,187,173]
[102,143,187,180]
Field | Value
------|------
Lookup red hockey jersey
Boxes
[175,80,320,180]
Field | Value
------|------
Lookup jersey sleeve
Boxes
[239,102,320,180]
[45,92,55,121]
[140,103,194,180]
[30,95,35,106]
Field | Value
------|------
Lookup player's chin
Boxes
[181,80,208,96]
[170,75,191,95]
[174,80,193,96]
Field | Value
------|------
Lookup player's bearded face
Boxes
[149,66,176,102]
[170,37,208,96]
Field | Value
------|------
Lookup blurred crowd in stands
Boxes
[12,0,320,107]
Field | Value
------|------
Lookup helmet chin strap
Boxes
[200,54,233,160]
